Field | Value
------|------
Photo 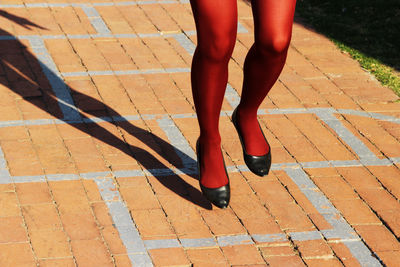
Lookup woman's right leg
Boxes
[190,0,237,188]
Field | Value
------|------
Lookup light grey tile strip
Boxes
[313,109,378,160]
[113,33,139,38]
[329,160,362,167]
[27,36,81,121]
[0,147,12,184]
[0,172,12,184]
[113,169,145,178]
[144,239,181,250]
[94,177,152,265]
[95,178,121,201]
[127,254,153,267]
[360,157,392,166]
[80,171,111,179]
[225,84,240,108]
[157,116,196,165]
[342,240,382,267]
[300,161,331,168]
[180,237,217,248]
[67,34,94,39]
[12,175,46,183]
[5,157,398,185]
[72,5,111,36]
[289,230,322,241]
[217,234,254,247]
[338,109,400,124]
[173,33,195,55]
[0,0,187,8]
[270,162,301,170]
[391,157,400,163]
[0,4,24,7]
[46,174,80,181]
[266,108,310,114]
[367,112,400,123]
[284,167,381,266]
[251,233,287,243]
[237,22,248,33]
[321,214,357,240]
[61,68,190,77]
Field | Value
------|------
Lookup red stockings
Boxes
[190,0,297,188]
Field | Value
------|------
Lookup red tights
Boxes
[191,0,296,188]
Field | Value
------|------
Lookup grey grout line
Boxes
[217,234,254,246]
[0,0,188,8]
[288,230,322,241]
[81,6,111,34]
[172,33,195,55]
[12,175,46,183]
[94,177,153,266]
[251,233,287,243]
[1,108,397,128]
[284,167,382,266]
[342,240,382,267]
[313,109,379,161]
[27,36,82,121]
[0,25,247,42]
[0,147,12,184]
[179,237,217,248]
[156,116,196,165]
[225,84,241,108]
[339,109,400,123]
[144,239,180,250]
[61,68,190,77]
[4,156,396,185]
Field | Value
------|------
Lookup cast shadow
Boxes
[293,0,399,71]
[243,0,399,72]
[0,10,211,209]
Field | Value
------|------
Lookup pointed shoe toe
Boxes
[244,151,271,177]
[200,184,230,209]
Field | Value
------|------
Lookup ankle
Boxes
[198,135,221,148]
[236,105,257,121]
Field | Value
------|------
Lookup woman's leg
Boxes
[190,0,237,188]
[236,0,297,156]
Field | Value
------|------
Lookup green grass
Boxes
[294,0,400,97]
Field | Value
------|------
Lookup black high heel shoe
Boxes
[232,108,271,177]
[196,139,230,209]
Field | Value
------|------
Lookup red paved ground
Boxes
[0,0,400,266]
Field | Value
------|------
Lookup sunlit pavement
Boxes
[0,0,400,266]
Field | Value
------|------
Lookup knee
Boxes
[255,35,291,57]
[197,32,236,63]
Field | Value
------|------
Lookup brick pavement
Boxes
[0,0,400,266]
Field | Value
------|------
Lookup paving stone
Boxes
[71,239,114,267]
[354,225,400,252]
[221,244,266,265]
[30,229,71,258]
[149,247,191,266]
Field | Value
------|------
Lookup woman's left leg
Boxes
[235,0,297,156]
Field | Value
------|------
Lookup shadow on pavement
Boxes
[0,10,212,209]
[294,0,400,71]
[244,0,399,71]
